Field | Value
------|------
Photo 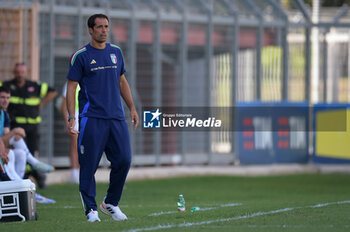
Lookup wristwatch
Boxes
[68,115,75,122]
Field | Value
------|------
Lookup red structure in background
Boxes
[55,21,276,48]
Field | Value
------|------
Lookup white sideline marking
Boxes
[63,206,79,209]
[149,211,178,216]
[207,224,350,229]
[196,207,217,211]
[148,203,242,216]
[38,206,80,209]
[127,200,350,232]
[221,203,242,207]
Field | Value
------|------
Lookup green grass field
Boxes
[1,173,350,232]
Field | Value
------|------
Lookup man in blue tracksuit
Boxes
[66,14,139,222]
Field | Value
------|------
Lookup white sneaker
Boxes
[100,199,128,221]
[87,210,101,222]
[35,193,56,204]
[32,161,55,173]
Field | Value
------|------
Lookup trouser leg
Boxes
[78,117,108,214]
[104,120,132,206]
[4,150,22,180]
[13,148,27,178]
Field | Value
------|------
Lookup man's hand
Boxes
[0,139,8,164]
[68,118,79,135]
[39,90,58,110]
[0,153,8,164]
[13,127,26,138]
[130,108,139,130]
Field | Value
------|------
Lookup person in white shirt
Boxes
[60,82,79,183]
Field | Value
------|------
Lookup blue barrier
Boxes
[236,102,309,164]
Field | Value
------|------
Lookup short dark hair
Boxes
[15,62,26,68]
[87,14,109,29]
[0,86,10,94]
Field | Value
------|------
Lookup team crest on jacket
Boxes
[27,86,35,92]
[110,54,117,64]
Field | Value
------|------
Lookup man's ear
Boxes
[88,28,93,35]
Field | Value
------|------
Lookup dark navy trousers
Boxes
[78,117,131,215]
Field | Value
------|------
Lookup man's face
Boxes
[14,64,27,82]
[89,17,109,43]
[0,92,10,110]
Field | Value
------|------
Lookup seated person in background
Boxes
[0,86,54,174]
[0,86,55,204]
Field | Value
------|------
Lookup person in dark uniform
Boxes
[1,62,57,188]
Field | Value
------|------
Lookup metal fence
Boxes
[1,0,350,166]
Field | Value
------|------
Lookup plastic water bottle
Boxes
[177,194,186,212]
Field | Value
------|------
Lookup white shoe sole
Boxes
[87,218,101,222]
